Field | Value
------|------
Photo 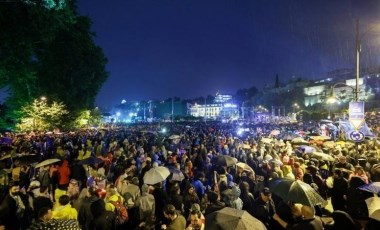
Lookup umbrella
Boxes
[270,130,280,136]
[322,141,336,149]
[0,137,13,145]
[169,168,185,181]
[309,136,331,141]
[212,155,237,167]
[281,133,300,141]
[1,153,39,165]
[358,182,380,195]
[291,137,309,145]
[311,152,335,161]
[0,145,13,151]
[77,156,103,165]
[299,145,316,153]
[143,166,170,184]
[236,162,254,172]
[35,158,61,168]
[365,196,380,221]
[268,178,327,207]
[205,207,267,230]
[243,144,251,149]
[168,135,181,140]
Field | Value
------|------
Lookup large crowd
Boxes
[0,119,379,230]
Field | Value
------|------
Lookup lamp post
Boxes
[355,19,380,102]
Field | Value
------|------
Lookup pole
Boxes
[356,19,360,102]
[171,97,174,123]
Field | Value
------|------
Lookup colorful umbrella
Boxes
[358,182,380,195]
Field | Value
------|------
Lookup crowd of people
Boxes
[0,119,379,230]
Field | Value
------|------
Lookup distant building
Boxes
[188,93,239,119]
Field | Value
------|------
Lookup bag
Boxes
[109,196,128,225]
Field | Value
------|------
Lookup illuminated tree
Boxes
[17,99,68,131]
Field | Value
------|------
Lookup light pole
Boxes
[355,19,380,102]
[356,19,360,102]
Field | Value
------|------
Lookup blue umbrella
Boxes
[358,182,380,195]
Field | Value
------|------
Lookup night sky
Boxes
[77,0,380,107]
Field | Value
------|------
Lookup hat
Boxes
[261,187,271,196]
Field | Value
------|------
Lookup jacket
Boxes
[52,203,78,220]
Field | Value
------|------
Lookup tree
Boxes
[17,98,68,131]
[275,74,280,88]
[0,0,108,129]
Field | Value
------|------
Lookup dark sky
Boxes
[77,0,380,107]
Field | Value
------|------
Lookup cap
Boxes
[261,187,271,196]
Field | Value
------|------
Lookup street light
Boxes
[355,19,380,102]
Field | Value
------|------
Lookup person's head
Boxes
[260,187,271,202]
[8,181,20,196]
[339,156,347,164]
[59,195,70,206]
[163,204,177,220]
[189,209,202,228]
[333,169,343,178]
[87,186,99,198]
[187,184,195,194]
[39,186,49,195]
[301,205,315,219]
[207,190,219,203]
[38,207,52,222]
[91,198,106,218]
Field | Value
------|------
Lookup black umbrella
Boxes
[1,153,39,166]
[268,178,327,207]
[78,156,103,165]
[212,155,237,167]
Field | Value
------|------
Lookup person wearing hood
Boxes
[90,198,116,230]
[252,187,276,229]
[78,186,99,230]
[0,181,30,230]
[52,195,78,220]
[57,159,71,190]
[223,184,243,210]
[135,184,155,222]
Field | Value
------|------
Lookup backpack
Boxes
[109,196,128,225]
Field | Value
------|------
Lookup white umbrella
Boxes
[365,196,380,221]
[35,158,61,168]
[311,152,335,161]
[143,166,170,185]
[236,162,254,172]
